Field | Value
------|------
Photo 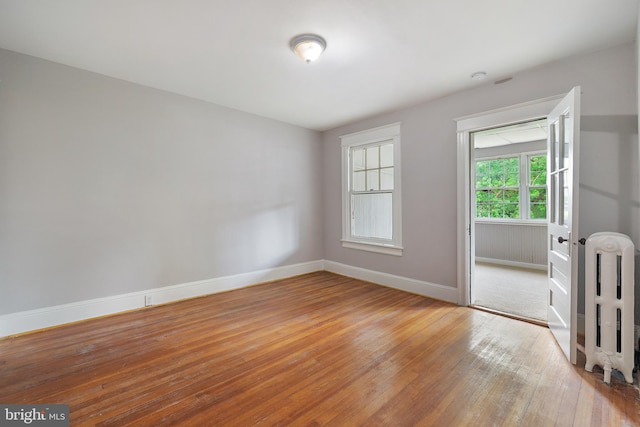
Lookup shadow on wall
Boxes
[246,202,301,270]
[210,201,302,275]
[577,115,639,321]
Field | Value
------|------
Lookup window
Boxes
[475,157,520,219]
[475,152,547,221]
[528,154,547,219]
[341,123,402,255]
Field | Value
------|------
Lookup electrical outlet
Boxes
[145,295,152,307]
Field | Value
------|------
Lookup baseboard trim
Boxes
[475,257,547,271]
[6,258,561,338]
[0,260,324,338]
[323,260,458,304]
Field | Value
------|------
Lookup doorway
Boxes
[456,89,581,363]
[469,119,548,322]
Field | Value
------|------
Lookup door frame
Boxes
[455,95,563,307]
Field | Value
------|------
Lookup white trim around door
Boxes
[455,95,563,307]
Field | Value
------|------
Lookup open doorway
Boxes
[470,119,548,323]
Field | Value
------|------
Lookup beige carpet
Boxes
[472,262,548,322]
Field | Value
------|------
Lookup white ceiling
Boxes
[0,1,637,131]
[474,119,547,149]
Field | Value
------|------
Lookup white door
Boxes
[547,87,581,364]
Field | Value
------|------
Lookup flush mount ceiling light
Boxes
[471,71,488,81]
[290,34,326,63]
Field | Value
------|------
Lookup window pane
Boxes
[489,204,503,218]
[367,170,379,191]
[548,174,555,222]
[529,155,546,185]
[553,121,560,170]
[489,189,502,203]
[563,114,570,162]
[353,171,366,192]
[380,167,393,190]
[530,203,547,219]
[351,193,392,240]
[489,160,503,186]
[352,148,365,171]
[504,203,519,219]
[505,172,519,187]
[366,146,379,169]
[476,203,489,218]
[563,170,570,225]
[380,144,393,168]
[504,158,519,186]
[529,187,546,203]
[476,190,488,203]
[529,184,547,217]
[503,189,519,204]
[476,160,490,188]
[504,158,519,173]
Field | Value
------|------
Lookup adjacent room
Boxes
[471,119,549,323]
[1,1,639,425]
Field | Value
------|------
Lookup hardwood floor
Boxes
[1,271,638,426]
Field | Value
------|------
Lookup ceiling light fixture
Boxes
[290,34,326,63]
[471,71,488,81]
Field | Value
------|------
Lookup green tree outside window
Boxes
[529,155,547,219]
[476,157,520,219]
[475,154,547,220]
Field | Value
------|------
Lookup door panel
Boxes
[547,87,580,364]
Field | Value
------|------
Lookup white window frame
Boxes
[474,150,547,223]
[341,122,403,256]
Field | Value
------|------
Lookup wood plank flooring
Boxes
[1,271,638,426]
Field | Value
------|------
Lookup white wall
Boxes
[322,43,638,310]
[0,49,324,316]
[1,41,637,325]
[475,223,547,267]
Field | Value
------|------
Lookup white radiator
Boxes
[584,232,634,384]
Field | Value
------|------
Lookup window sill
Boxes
[475,219,547,226]
[341,240,403,256]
